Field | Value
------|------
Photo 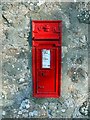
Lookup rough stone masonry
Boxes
[1,1,90,119]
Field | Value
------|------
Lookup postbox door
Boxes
[36,46,56,93]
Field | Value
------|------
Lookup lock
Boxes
[32,20,62,98]
[41,72,45,76]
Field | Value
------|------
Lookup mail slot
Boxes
[32,20,62,98]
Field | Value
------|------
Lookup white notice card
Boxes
[42,49,50,68]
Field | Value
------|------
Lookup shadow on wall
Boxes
[28,17,32,74]
[27,18,33,98]
[28,17,32,47]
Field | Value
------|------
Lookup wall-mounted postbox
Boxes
[32,20,62,98]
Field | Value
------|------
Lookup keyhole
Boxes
[42,73,44,76]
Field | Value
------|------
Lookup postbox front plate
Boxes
[32,44,61,98]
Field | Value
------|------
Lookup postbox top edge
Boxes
[32,20,62,23]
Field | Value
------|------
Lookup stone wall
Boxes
[1,1,89,118]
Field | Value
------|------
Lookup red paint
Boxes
[32,20,62,98]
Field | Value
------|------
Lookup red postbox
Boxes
[32,20,62,98]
